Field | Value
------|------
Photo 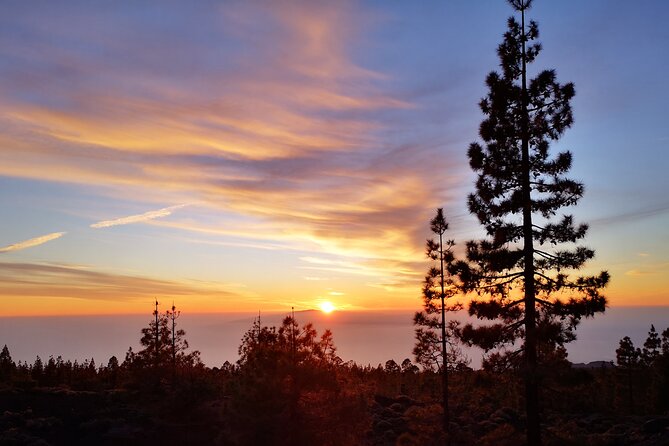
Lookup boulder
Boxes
[643,418,669,434]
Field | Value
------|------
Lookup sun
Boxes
[319,301,336,314]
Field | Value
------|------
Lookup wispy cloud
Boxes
[625,269,652,277]
[0,1,464,287]
[0,232,66,253]
[299,255,422,292]
[590,202,669,227]
[624,262,669,277]
[91,204,188,228]
[0,261,244,303]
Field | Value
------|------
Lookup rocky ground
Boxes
[0,387,225,445]
[2,387,669,445]
[368,394,669,446]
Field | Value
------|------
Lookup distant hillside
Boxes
[571,360,615,369]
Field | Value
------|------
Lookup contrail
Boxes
[90,204,188,229]
[0,232,66,253]
[590,202,669,227]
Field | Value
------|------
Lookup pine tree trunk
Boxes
[154,303,160,371]
[628,368,634,413]
[439,232,450,437]
[520,7,541,446]
[172,314,176,381]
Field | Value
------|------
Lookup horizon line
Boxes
[2,304,669,318]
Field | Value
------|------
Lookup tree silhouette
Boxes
[457,1,609,443]
[168,302,182,374]
[234,315,342,445]
[616,336,640,412]
[135,303,201,378]
[657,327,669,412]
[642,324,661,366]
[413,208,465,435]
[31,356,43,381]
[106,355,120,387]
[384,359,401,374]
[401,358,419,374]
[0,345,15,382]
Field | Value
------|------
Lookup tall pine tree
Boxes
[457,1,609,444]
[413,208,465,435]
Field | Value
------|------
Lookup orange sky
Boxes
[1,1,667,316]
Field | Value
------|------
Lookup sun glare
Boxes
[319,301,335,314]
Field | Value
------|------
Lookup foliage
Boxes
[232,315,345,445]
[413,208,466,373]
[413,208,469,436]
[0,344,15,382]
[384,359,401,374]
[615,335,640,412]
[616,336,640,369]
[237,315,341,372]
[459,0,608,365]
[2,318,669,445]
[457,1,609,442]
[613,326,669,414]
[401,358,420,374]
[641,324,661,366]
[131,309,201,372]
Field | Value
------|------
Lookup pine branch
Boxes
[535,297,555,307]
[475,276,522,290]
[478,271,525,281]
[504,319,525,333]
[527,99,558,112]
[535,249,558,260]
[504,298,524,309]
[534,271,558,284]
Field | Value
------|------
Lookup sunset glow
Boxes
[0,1,667,317]
[2,4,668,445]
[319,301,336,314]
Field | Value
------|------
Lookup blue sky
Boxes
[0,0,667,315]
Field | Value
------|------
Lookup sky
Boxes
[3,307,669,368]
[0,0,668,316]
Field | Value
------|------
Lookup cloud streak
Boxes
[590,201,669,227]
[90,204,188,228]
[0,232,66,253]
[0,261,246,304]
[0,0,467,295]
